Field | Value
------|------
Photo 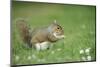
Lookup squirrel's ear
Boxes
[50,19,57,26]
[52,19,57,24]
[54,19,57,23]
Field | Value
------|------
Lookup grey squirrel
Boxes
[16,19,65,51]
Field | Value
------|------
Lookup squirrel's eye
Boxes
[57,27,59,29]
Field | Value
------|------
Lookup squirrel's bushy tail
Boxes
[16,19,32,48]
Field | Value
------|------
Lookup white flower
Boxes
[81,24,86,29]
[80,49,84,54]
[37,59,41,62]
[37,59,45,62]
[78,33,81,36]
[28,56,31,60]
[41,59,45,62]
[81,56,86,61]
[90,31,94,34]
[57,48,61,51]
[15,55,19,61]
[87,56,92,61]
[32,54,36,59]
[85,48,91,54]
[51,51,55,54]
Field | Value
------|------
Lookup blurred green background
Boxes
[12,1,96,65]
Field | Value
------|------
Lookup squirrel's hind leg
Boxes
[40,42,49,50]
[35,42,49,51]
[35,43,41,51]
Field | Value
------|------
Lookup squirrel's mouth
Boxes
[53,33,65,39]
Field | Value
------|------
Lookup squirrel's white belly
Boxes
[35,42,51,51]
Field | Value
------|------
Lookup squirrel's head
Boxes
[48,20,65,39]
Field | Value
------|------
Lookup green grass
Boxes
[12,1,96,65]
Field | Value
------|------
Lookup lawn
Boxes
[11,1,96,65]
